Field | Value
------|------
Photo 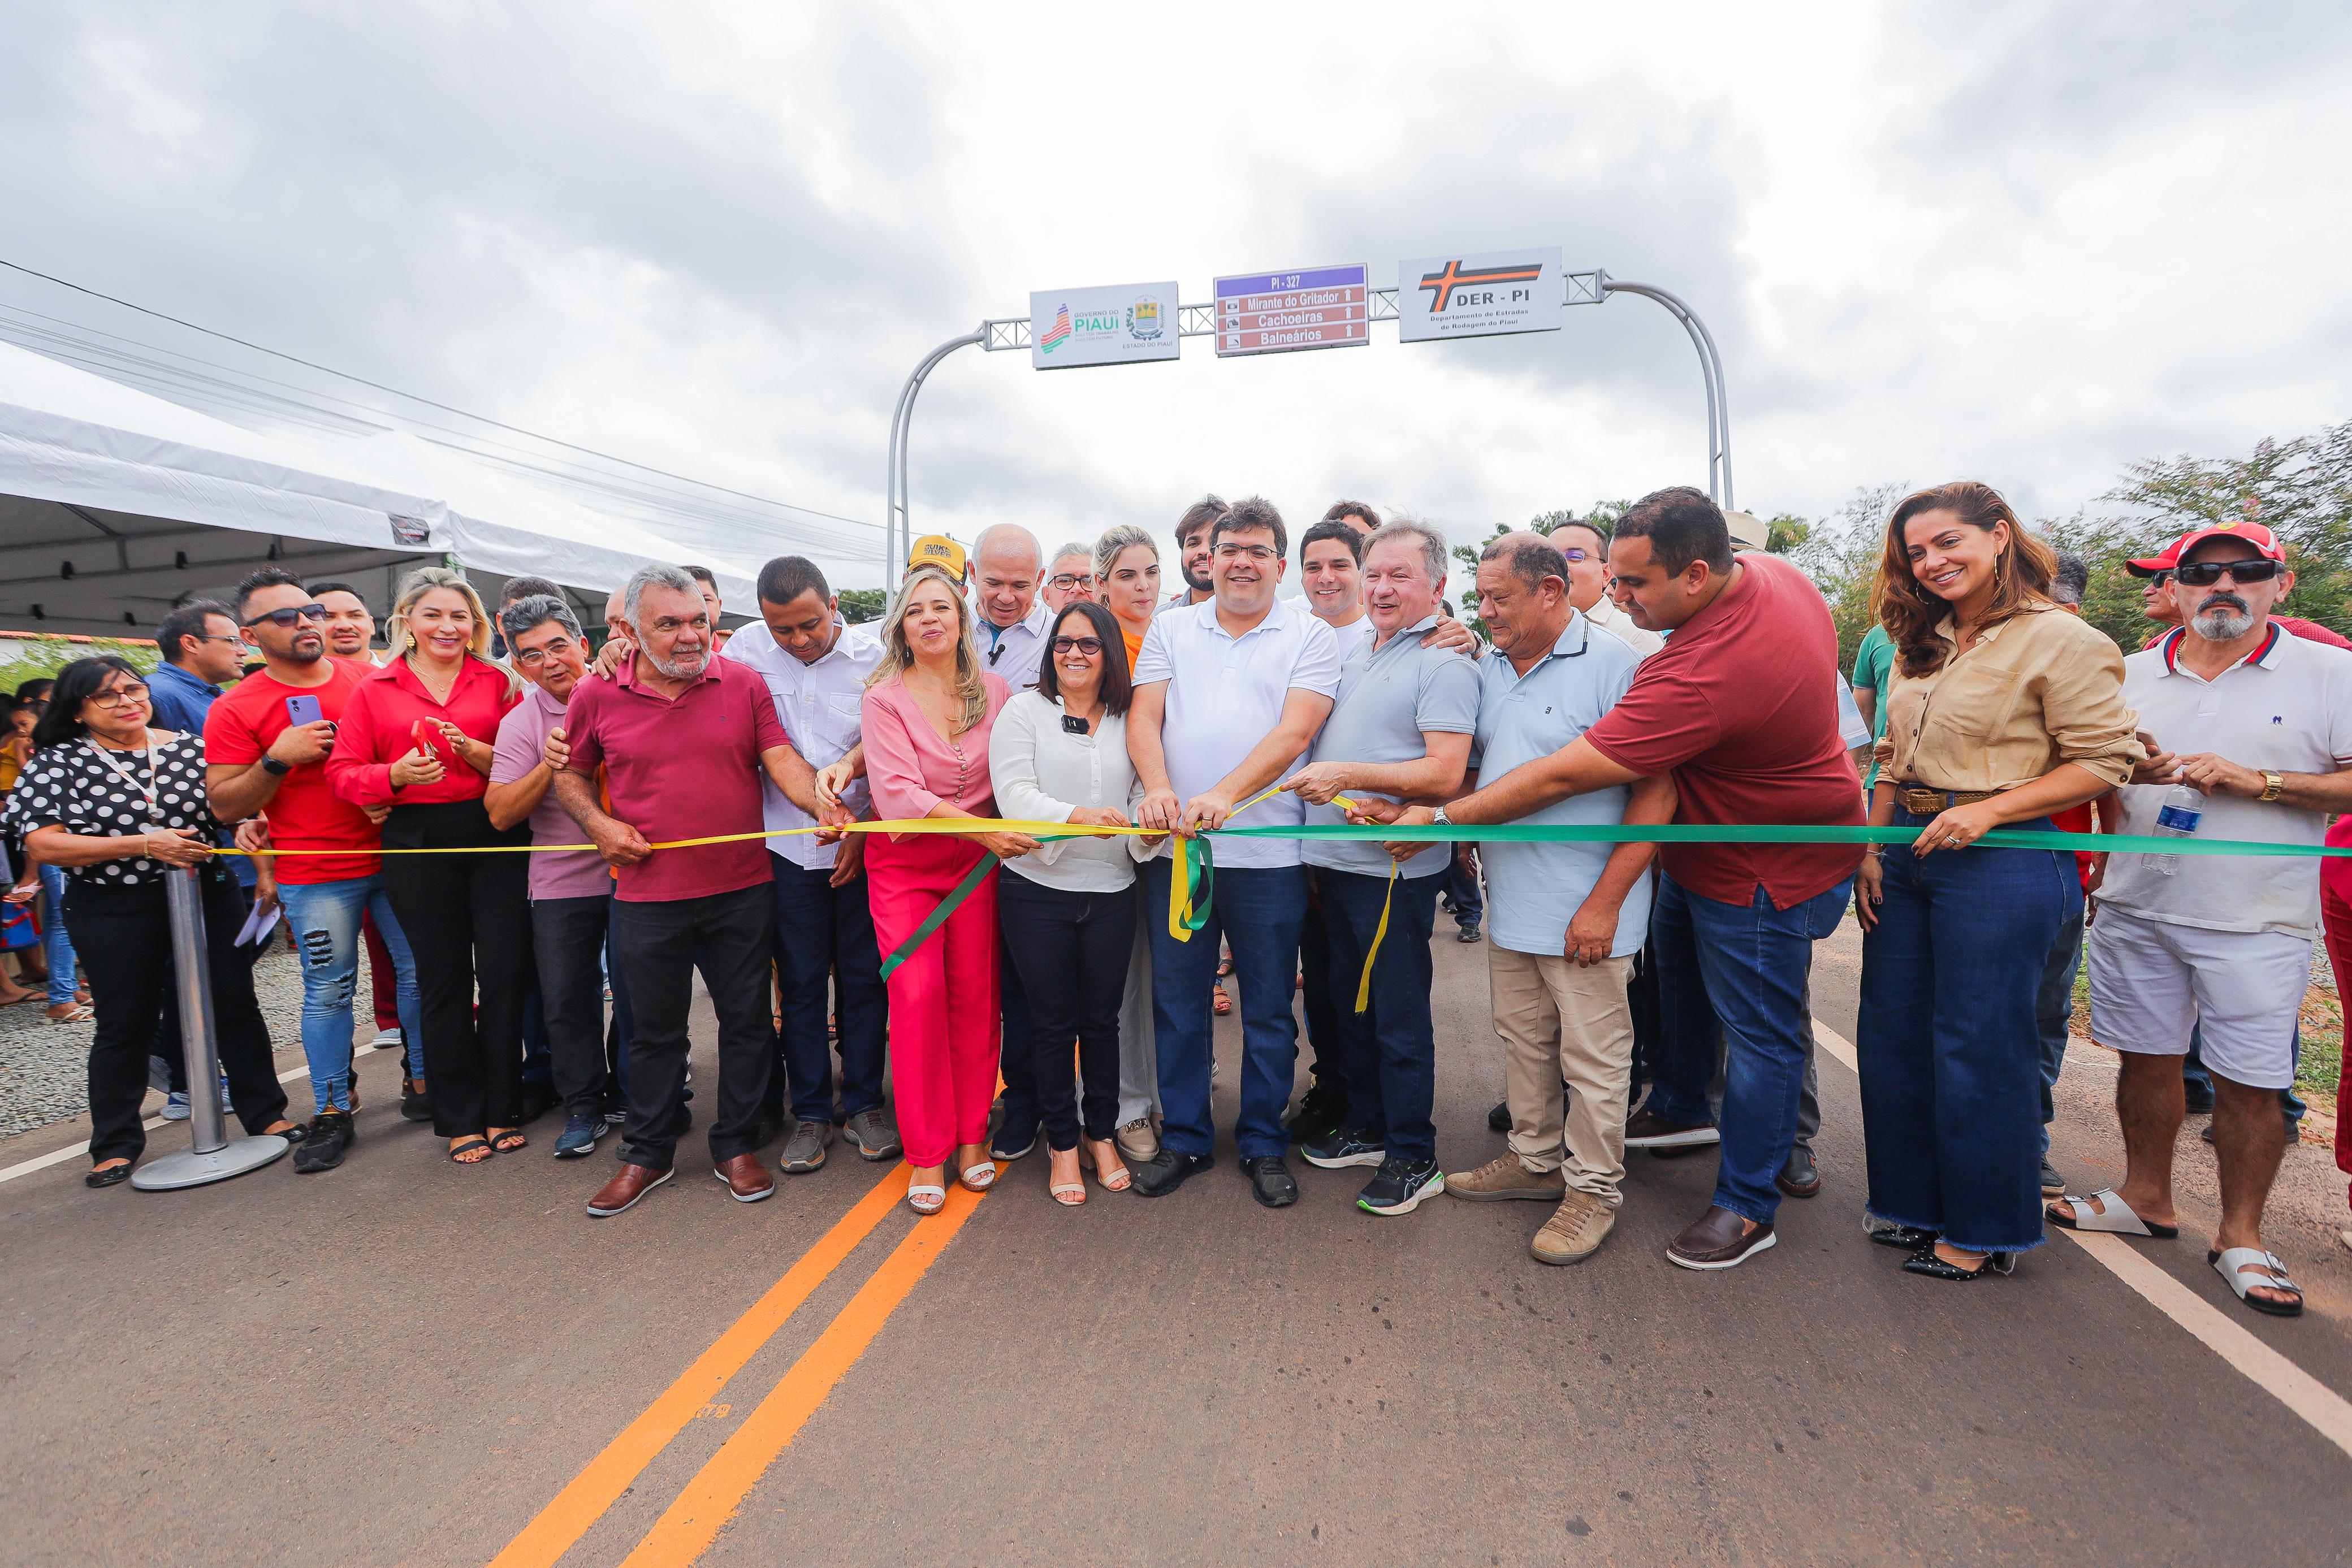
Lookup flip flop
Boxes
[2210,1247,2303,1317]
[2046,1188,2177,1238]
[448,1137,494,1164]
[490,1129,527,1153]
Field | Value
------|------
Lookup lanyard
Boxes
[85,735,163,826]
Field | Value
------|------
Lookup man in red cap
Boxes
[2125,523,2351,652]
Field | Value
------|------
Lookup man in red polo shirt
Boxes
[1383,487,1861,1271]
[551,565,840,1218]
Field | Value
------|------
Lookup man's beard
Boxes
[1182,556,1212,592]
[643,643,707,679]
[2191,594,2254,642]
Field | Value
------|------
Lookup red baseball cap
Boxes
[2124,520,2285,577]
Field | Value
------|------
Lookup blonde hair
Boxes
[1093,523,1156,583]
[866,564,988,732]
[386,566,518,696]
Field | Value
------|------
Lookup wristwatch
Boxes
[2259,769,2285,802]
[1432,806,1452,827]
[261,757,293,777]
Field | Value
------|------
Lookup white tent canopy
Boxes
[0,341,755,640]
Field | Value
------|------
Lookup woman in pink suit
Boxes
[862,566,1038,1214]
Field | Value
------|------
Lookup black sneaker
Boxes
[1357,1156,1445,1215]
[292,1110,354,1174]
[1486,1098,1511,1133]
[1282,1090,1346,1148]
[1132,1149,1213,1197]
[554,1111,603,1160]
[1456,922,1482,944]
[1300,1127,1386,1169]
[1243,1155,1298,1208]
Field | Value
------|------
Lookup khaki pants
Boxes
[1489,946,1635,1206]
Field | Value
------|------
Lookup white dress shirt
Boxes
[974,596,1053,694]
[720,617,883,870]
[1131,595,1342,869]
[988,690,1149,891]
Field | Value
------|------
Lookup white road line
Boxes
[1810,1016,2352,1465]
[0,1043,387,1188]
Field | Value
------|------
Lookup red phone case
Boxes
[410,717,452,762]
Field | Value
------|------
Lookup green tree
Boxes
[837,587,888,625]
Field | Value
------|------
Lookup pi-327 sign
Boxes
[1397,248,1563,343]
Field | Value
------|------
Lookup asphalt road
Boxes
[3,917,2348,1567]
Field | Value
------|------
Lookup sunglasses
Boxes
[243,604,330,629]
[1050,635,1104,656]
[2174,559,2282,588]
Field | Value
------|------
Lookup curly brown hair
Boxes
[1871,480,2055,677]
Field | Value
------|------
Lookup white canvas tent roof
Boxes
[0,341,754,640]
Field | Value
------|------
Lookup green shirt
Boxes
[1852,622,1896,787]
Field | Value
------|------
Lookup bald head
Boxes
[972,524,1041,629]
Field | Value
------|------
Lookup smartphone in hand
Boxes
[284,694,325,727]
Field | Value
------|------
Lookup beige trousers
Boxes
[1488,946,1635,1206]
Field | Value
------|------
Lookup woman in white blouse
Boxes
[988,600,1151,1205]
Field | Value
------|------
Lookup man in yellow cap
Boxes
[905,534,967,584]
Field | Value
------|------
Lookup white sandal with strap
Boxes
[958,1161,997,1193]
[2047,1187,2177,1238]
[905,1183,946,1216]
[2209,1246,2303,1317]
[1080,1138,1131,1193]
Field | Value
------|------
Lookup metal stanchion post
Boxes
[131,867,288,1189]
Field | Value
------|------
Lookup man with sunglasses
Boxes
[203,568,424,1172]
[2063,522,2352,1319]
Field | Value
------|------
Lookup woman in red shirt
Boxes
[328,568,528,1164]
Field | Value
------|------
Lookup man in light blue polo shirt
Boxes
[1369,532,1672,1266]
[1287,522,1480,1216]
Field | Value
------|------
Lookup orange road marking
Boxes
[486,1167,910,1568]
[618,1176,992,1566]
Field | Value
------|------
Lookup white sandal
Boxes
[2209,1246,2303,1317]
[1080,1138,1131,1193]
[2046,1187,2177,1238]
[905,1183,946,1216]
[958,1161,996,1193]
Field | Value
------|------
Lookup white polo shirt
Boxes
[1581,594,1662,657]
[1132,594,1342,868]
[2098,623,2352,938]
[720,618,883,871]
[974,597,1053,694]
[1321,613,1374,665]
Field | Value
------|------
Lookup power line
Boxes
[0,256,882,535]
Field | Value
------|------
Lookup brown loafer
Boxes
[587,1162,673,1218]
[712,1152,776,1203]
[1665,1204,1776,1271]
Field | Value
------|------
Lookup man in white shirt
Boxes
[1159,495,1227,613]
[720,557,899,1172]
[1554,518,1663,658]
[2057,522,2352,1318]
[1130,496,1341,1206]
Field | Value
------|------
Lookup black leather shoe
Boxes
[1867,1223,1939,1250]
[1242,1155,1298,1209]
[1131,1150,1213,1197]
[1903,1245,2012,1280]
[84,1161,132,1189]
[1486,1098,1511,1133]
[1775,1146,1821,1199]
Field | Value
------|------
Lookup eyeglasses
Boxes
[86,683,150,712]
[243,604,330,629]
[512,638,576,668]
[1214,544,1278,562]
[2174,559,2282,588]
[1559,548,1594,563]
[1048,574,1091,591]
[1050,636,1104,656]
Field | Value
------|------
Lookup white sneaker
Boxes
[368,1027,402,1050]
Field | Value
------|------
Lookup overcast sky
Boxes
[5,3,2349,590]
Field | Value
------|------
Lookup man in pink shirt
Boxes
[550,566,838,1218]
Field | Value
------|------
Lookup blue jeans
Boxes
[766,855,889,1124]
[1442,851,1483,927]
[1859,811,2070,1253]
[2035,884,2087,1155]
[1322,868,1441,1160]
[37,862,77,1006]
[1646,870,1854,1225]
[1144,858,1307,1160]
[278,876,421,1115]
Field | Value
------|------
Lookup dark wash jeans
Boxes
[763,854,888,1125]
[2034,881,2087,1155]
[1321,867,1441,1161]
[68,871,287,1166]
[1144,857,1307,1160]
[611,882,776,1170]
[995,920,1039,1140]
[533,891,619,1118]
[1645,870,1854,1226]
[997,869,1135,1147]
[1860,810,2070,1253]
[1298,868,1344,1106]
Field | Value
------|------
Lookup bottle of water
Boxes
[2150,781,2204,876]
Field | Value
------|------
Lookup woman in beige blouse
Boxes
[1855,481,2138,1281]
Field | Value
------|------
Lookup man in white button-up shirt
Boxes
[720,557,897,1172]
[1129,496,1342,1206]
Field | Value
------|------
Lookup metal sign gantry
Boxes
[883,267,1730,578]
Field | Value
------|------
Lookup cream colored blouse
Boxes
[1875,603,2141,794]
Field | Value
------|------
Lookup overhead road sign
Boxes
[1213,265,1369,357]
[1399,248,1564,342]
[1027,282,1181,370]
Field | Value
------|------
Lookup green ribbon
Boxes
[877,851,1001,981]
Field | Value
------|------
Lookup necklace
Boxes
[85,731,163,827]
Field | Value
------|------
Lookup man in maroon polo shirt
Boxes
[1381,487,1861,1271]
[551,565,840,1217]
